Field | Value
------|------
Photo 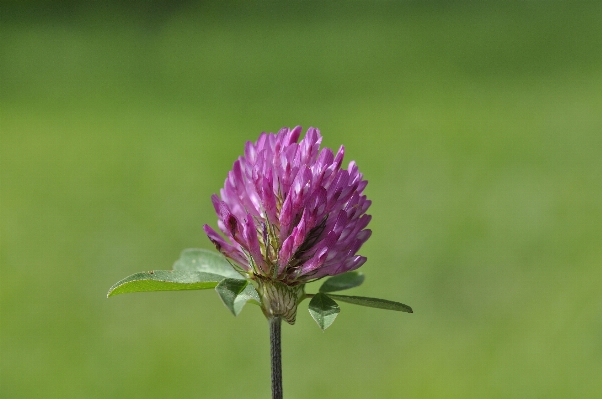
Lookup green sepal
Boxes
[173,248,243,279]
[107,270,225,298]
[319,271,365,293]
[325,294,413,313]
[308,293,340,330]
[215,278,260,316]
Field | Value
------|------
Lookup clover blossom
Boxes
[203,126,372,323]
[107,126,413,399]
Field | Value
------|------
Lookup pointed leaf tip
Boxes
[308,293,340,330]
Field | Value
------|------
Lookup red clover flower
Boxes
[203,126,372,323]
[108,125,412,399]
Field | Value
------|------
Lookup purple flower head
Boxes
[204,126,372,287]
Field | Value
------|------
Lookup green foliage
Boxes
[107,270,224,297]
[108,249,261,316]
[215,278,260,316]
[319,271,365,293]
[234,282,262,314]
[308,293,340,331]
[107,248,241,297]
[307,282,413,329]
[173,248,243,279]
[326,294,413,313]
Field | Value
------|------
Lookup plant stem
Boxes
[269,317,283,399]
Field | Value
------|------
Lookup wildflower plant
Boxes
[108,126,412,398]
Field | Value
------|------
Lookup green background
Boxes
[1,1,601,398]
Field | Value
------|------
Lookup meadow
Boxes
[1,2,601,398]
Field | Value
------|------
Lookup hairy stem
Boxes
[269,317,283,399]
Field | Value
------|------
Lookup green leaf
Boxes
[107,270,225,297]
[308,293,340,330]
[319,271,365,293]
[325,294,413,313]
[173,248,243,279]
[233,282,261,315]
[215,278,259,316]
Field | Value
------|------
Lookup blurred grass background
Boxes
[1,1,601,398]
